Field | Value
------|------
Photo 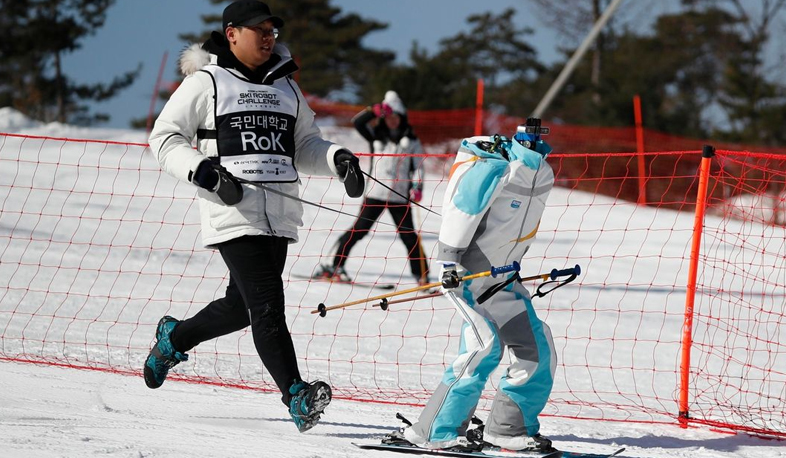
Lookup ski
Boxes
[288,273,396,290]
[352,442,562,458]
[352,442,626,458]
[561,448,626,458]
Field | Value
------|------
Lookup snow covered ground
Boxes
[2,361,781,458]
[1,108,784,457]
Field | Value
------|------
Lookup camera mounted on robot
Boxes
[514,117,552,156]
[514,117,550,148]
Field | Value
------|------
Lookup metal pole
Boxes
[531,0,626,118]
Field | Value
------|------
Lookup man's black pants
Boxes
[170,235,300,404]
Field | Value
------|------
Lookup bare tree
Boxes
[684,0,786,143]
[527,0,618,105]
[706,0,786,78]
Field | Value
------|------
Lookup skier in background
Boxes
[313,91,430,285]
[389,122,558,453]
[145,0,363,433]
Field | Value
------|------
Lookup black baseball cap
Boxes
[223,0,284,30]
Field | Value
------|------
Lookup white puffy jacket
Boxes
[149,41,346,246]
[366,136,424,203]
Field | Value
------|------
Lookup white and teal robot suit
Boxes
[404,130,556,451]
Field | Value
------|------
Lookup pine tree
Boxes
[362,8,543,111]
[182,0,394,97]
[0,0,141,125]
[524,0,786,145]
[705,0,786,146]
[133,0,395,128]
[526,7,755,139]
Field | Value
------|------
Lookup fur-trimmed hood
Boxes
[178,31,296,82]
[179,44,212,76]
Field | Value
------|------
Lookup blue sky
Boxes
[62,0,727,130]
[64,0,558,129]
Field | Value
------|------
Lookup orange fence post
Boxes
[633,94,646,205]
[678,144,715,428]
[474,79,484,136]
[146,51,168,134]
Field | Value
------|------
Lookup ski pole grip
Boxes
[491,261,520,278]
[549,264,580,280]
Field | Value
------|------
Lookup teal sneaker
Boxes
[288,380,332,432]
[143,316,188,389]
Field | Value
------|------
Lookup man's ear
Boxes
[226,27,237,44]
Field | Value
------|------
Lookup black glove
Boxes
[192,160,244,206]
[440,263,461,289]
[334,149,364,198]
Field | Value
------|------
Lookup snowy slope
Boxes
[1,361,778,458]
[0,109,783,458]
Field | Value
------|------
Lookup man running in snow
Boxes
[146,0,363,433]
[394,122,558,453]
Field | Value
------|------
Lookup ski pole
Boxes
[361,170,439,216]
[476,264,581,304]
[530,264,582,298]
[519,264,581,283]
[313,262,521,317]
[377,264,582,310]
[374,291,443,311]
